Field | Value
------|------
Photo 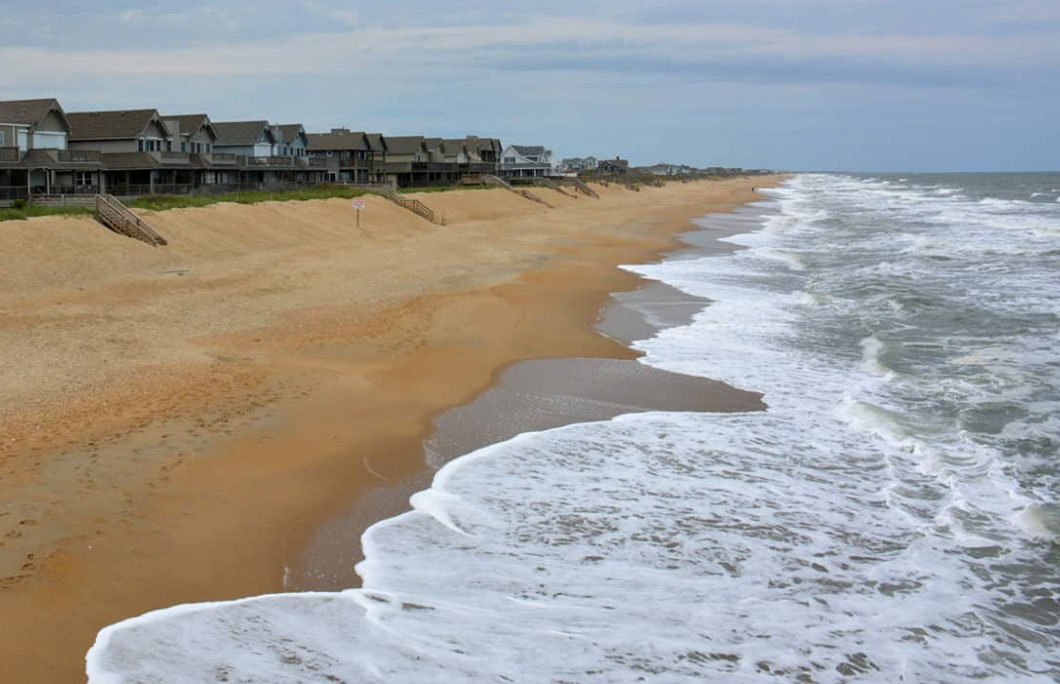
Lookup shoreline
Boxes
[0,177,784,683]
[291,200,778,591]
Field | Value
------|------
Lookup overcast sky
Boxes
[2,0,1057,171]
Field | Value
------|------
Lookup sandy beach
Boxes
[0,177,781,683]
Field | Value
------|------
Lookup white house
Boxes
[497,144,553,178]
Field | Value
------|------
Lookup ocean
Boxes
[87,173,1060,682]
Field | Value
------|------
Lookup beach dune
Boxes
[0,177,780,683]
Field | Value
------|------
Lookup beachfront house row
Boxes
[646,162,694,176]
[497,144,553,179]
[596,157,629,174]
[307,128,386,184]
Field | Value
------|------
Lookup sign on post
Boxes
[353,197,365,227]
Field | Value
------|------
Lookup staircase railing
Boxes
[368,186,440,224]
[563,177,600,198]
[94,194,167,246]
[534,178,576,198]
[476,174,554,208]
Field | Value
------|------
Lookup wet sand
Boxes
[0,176,783,683]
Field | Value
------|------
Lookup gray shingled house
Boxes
[0,98,83,201]
[307,128,387,184]
[65,109,194,194]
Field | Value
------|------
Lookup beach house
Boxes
[307,129,386,184]
[596,157,629,174]
[561,156,597,172]
[0,98,77,201]
[65,108,194,194]
[383,135,429,187]
[497,144,553,179]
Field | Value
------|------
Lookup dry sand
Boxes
[0,177,783,683]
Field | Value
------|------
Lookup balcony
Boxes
[249,156,297,167]
[57,149,102,163]
[209,152,241,164]
[155,151,192,164]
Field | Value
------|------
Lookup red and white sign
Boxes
[353,198,366,209]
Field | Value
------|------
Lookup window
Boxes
[181,142,187,152]
[74,171,93,187]
[504,156,516,163]
[0,130,4,145]
[138,139,144,151]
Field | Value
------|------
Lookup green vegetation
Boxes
[0,204,93,222]
[399,184,492,194]
[0,183,498,222]
[126,184,371,211]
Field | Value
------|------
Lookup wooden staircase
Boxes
[563,177,600,198]
[534,178,576,198]
[368,186,441,224]
[478,175,554,208]
[94,194,167,246]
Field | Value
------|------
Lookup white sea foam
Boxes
[86,174,1060,683]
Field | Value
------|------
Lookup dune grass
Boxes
[0,183,493,222]
[0,204,94,222]
[126,185,372,211]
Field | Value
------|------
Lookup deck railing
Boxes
[0,185,29,200]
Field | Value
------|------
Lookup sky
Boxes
[1,0,1057,171]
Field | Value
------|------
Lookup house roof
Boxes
[162,114,217,141]
[464,136,501,154]
[212,120,275,146]
[67,109,167,140]
[423,137,443,152]
[385,136,425,155]
[512,145,547,157]
[307,128,369,152]
[0,98,68,128]
[598,158,629,168]
[441,139,467,154]
[275,124,306,144]
[365,133,386,152]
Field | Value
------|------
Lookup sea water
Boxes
[87,174,1060,682]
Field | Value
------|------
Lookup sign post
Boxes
[353,197,366,227]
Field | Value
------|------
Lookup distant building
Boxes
[596,157,629,174]
[561,156,597,172]
[498,144,553,178]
